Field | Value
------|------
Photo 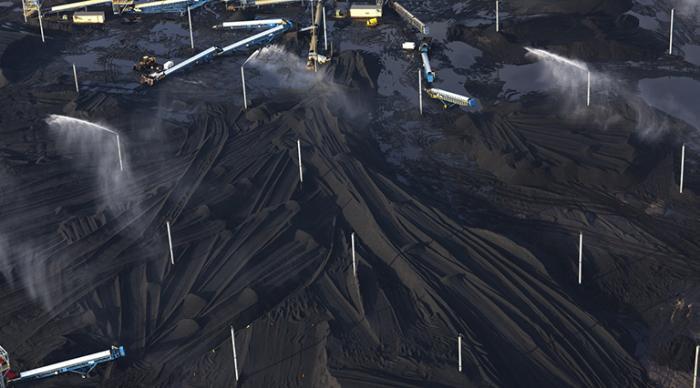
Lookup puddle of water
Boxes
[64,53,102,71]
[444,41,480,69]
[625,11,660,31]
[151,21,190,38]
[85,34,123,50]
[377,53,418,99]
[682,44,700,66]
[111,58,138,74]
[498,62,550,97]
[432,66,463,88]
[425,20,451,41]
[638,77,700,131]
[656,10,671,23]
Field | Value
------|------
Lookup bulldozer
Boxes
[133,56,162,73]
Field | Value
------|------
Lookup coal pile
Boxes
[0,0,699,387]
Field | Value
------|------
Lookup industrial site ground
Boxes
[1,0,700,386]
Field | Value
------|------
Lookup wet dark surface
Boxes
[0,0,700,387]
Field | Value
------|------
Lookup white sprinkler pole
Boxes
[693,345,699,388]
[323,5,327,52]
[241,66,247,110]
[188,6,194,49]
[458,335,463,372]
[351,232,357,278]
[166,221,174,265]
[230,326,239,382]
[115,134,123,171]
[578,233,583,285]
[680,144,685,193]
[21,0,27,23]
[38,9,45,43]
[73,64,79,93]
[418,69,423,115]
[669,8,674,55]
[297,139,303,183]
[586,71,591,107]
[495,0,499,32]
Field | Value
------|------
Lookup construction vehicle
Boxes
[419,37,435,84]
[1,345,125,387]
[425,88,477,108]
[136,18,293,86]
[366,17,378,27]
[134,55,163,72]
[388,0,428,34]
[21,0,39,18]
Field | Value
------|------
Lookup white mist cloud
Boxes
[247,44,327,89]
[523,47,676,140]
[0,115,139,310]
[244,45,364,118]
[674,0,700,17]
[46,114,128,209]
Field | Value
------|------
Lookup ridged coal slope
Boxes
[0,0,699,387]
[0,49,666,387]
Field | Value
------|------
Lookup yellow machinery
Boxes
[22,0,39,18]
[112,0,134,13]
[72,11,105,24]
[366,17,378,27]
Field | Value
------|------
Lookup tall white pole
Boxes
[21,0,27,23]
[241,66,247,110]
[72,64,79,93]
[680,144,685,193]
[578,233,583,285]
[297,139,303,183]
[693,345,699,388]
[230,326,239,382]
[351,232,356,278]
[115,134,123,171]
[322,5,327,52]
[187,6,194,49]
[495,0,499,32]
[166,221,174,265]
[669,8,674,55]
[38,9,45,43]
[458,335,462,372]
[418,69,422,115]
[586,71,591,107]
